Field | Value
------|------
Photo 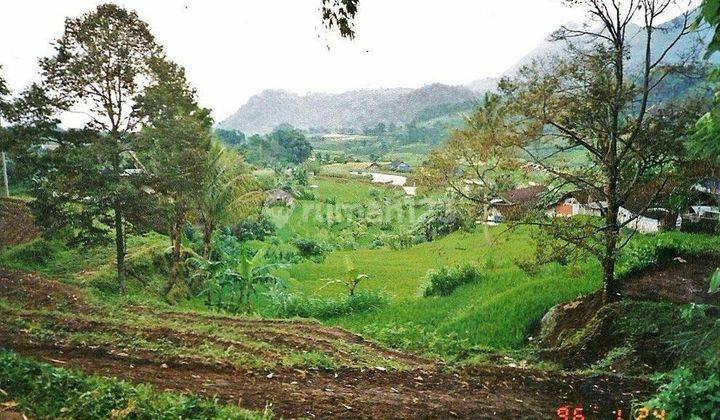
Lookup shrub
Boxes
[231,215,276,241]
[266,288,389,320]
[293,186,316,201]
[423,264,481,297]
[292,237,330,261]
[0,349,270,419]
[370,237,385,248]
[643,367,720,420]
[388,232,414,250]
[265,238,301,264]
[412,201,465,241]
[378,221,394,231]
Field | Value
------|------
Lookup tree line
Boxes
[0,4,257,296]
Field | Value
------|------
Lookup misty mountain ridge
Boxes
[219,83,477,134]
[220,8,713,135]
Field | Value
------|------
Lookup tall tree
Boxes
[270,125,313,165]
[196,143,261,259]
[35,4,165,293]
[0,67,13,197]
[136,59,213,297]
[500,0,704,302]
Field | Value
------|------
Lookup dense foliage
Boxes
[233,124,313,167]
[231,215,277,242]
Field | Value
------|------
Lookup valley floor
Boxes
[0,267,652,419]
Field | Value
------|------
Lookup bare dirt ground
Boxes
[0,268,654,419]
[621,254,720,305]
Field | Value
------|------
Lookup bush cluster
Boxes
[291,237,331,261]
[266,288,388,320]
[231,215,276,241]
[423,264,481,297]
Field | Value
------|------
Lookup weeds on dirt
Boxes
[0,349,272,419]
[643,367,720,419]
[282,351,339,369]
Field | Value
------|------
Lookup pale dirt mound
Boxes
[0,198,39,249]
[0,270,654,419]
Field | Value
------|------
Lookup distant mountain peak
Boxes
[219,83,477,134]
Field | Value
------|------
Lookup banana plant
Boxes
[320,256,369,296]
[195,248,286,313]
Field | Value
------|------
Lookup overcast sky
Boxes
[1,1,595,122]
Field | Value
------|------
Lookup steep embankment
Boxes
[538,253,720,374]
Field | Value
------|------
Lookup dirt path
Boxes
[0,268,654,419]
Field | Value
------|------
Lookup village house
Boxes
[547,189,606,217]
[489,184,547,221]
[264,188,294,207]
[389,160,412,172]
[679,182,720,233]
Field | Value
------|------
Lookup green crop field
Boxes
[285,226,602,353]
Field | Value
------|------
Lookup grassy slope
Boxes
[4,174,718,361]
[0,232,201,307]
[289,227,601,351]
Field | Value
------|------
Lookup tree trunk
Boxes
[162,218,182,296]
[1,150,9,197]
[203,219,214,259]
[602,200,620,303]
[482,203,490,244]
[114,199,126,295]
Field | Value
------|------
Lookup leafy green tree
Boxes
[423,93,519,243]
[136,59,213,296]
[196,248,283,313]
[320,256,368,297]
[270,125,313,164]
[691,1,720,170]
[501,0,702,302]
[34,4,165,293]
[214,128,245,147]
[699,0,720,55]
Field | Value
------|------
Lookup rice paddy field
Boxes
[270,175,602,354]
